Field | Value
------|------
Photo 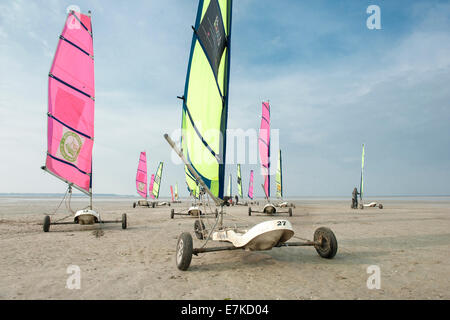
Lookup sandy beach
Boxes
[0,196,449,300]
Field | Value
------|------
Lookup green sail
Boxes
[181,0,233,200]
[237,164,243,197]
[276,149,283,198]
[152,162,163,199]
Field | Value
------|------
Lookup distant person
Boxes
[352,187,360,209]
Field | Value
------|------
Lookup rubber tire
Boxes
[170,209,175,219]
[248,207,252,216]
[289,207,293,217]
[43,215,50,232]
[359,204,364,210]
[122,213,127,229]
[314,227,338,259]
[133,202,136,208]
[378,204,383,209]
[152,202,156,208]
[176,232,193,271]
[194,220,205,240]
[215,209,218,218]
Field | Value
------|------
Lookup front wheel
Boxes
[248,207,252,216]
[314,227,338,259]
[378,204,383,209]
[43,215,51,232]
[289,207,293,217]
[133,202,136,208]
[122,213,127,229]
[194,220,205,240]
[176,232,193,271]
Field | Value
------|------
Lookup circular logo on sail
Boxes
[60,131,82,162]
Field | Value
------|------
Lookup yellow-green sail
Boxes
[237,164,243,197]
[181,0,233,200]
[175,182,179,200]
[152,162,163,199]
[276,149,283,198]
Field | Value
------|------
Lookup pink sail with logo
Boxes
[149,174,155,199]
[259,101,271,199]
[43,10,95,194]
[248,170,254,200]
[136,152,148,198]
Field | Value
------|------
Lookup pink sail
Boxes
[170,186,174,202]
[44,11,95,194]
[136,151,147,198]
[149,174,155,199]
[259,101,270,199]
[248,170,254,199]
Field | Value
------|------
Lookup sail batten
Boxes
[44,10,95,195]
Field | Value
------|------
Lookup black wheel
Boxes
[378,204,383,209]
[215,208,218,218]
[133,202,136,208]
[289,207,293,217]
[248,207,252,216]
[314,227,338,259]
[194,220,205,240]
[170,209,175,219]
[359,204,364,210]
[121,213,127,229]
[168,203,171,207]
[152,202,156,208]
[43,215,51,232]
[176,232,193,271]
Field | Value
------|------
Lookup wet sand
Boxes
[0,196,449,299]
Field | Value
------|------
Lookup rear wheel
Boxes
[133,202,136,208]
[176,232,193,271]
[194,220,205,240]
[378,204,383,209]
[170,209,175,219]
[314,227,338,259]
[289,207,293,217]
[43,215,51,232]
[248,207,252,216]
[152,202,156,208]
[121,213,127,229]
[215,209,218,218]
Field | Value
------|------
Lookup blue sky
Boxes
[0,0,449,198]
